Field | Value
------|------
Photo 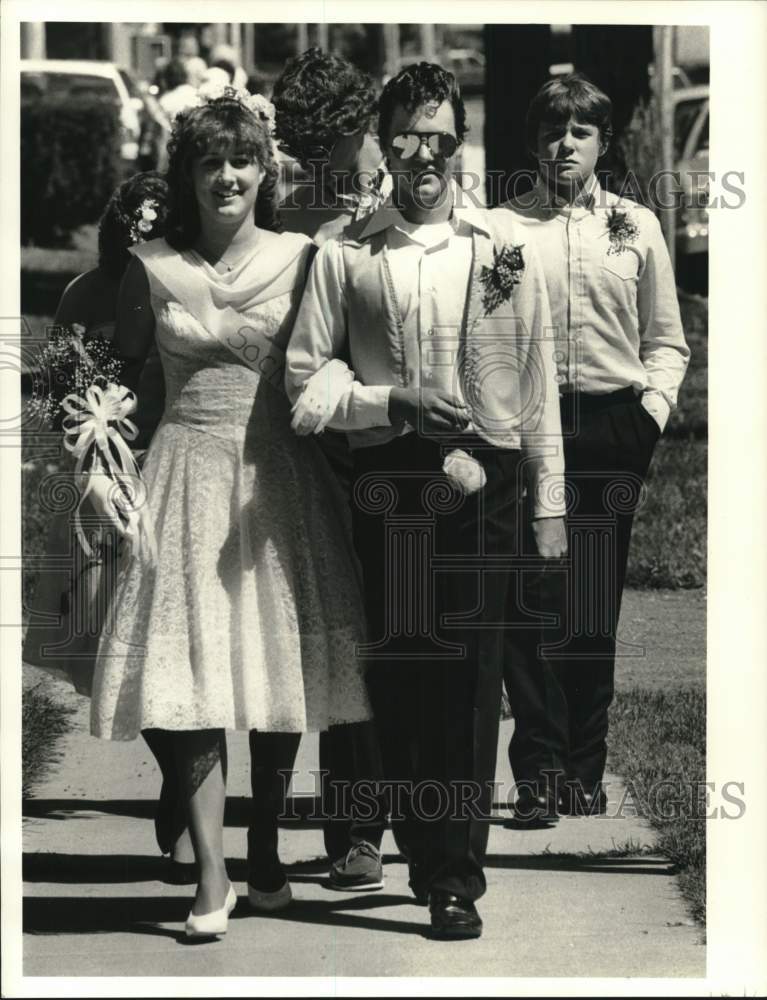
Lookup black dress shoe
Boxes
[509,786,561,826]
[429,891,483,939]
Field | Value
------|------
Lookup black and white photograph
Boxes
[1,1,765,994]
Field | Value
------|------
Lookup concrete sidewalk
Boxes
[21,669,704,979]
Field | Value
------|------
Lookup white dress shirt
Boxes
[286,193,566,517]
[499,177,690,430]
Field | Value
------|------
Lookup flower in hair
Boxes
[129,198,160,244]
[193,82,276,135]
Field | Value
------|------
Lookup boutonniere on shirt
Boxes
[478,243,525,313]
[605,207,640,256]
[443,243,526,498]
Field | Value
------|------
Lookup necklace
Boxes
[196,234,260,273]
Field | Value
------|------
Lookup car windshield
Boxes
[118,68,141,99]
[674,100,705,160]
[21,71,119,102]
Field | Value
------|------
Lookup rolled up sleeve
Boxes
[286,238,392,430]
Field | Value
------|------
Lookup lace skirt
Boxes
[90,416,371,739]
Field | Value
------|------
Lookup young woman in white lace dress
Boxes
[85,88,370,936]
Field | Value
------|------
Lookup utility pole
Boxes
[296,24,309,56]
[383,24,400,82]
[420,24,436,63]
[653,25,676,269]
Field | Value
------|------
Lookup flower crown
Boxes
[191,82,276,135]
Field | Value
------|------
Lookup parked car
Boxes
[674,84,709,257]
[445,48,485,94]
[392,49,485,94]
[21,59,143,175]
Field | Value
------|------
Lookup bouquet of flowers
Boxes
[28,324,125,429]
[28,325,156,564]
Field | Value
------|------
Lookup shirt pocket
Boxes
[598,246,640,317]
[600,246,640,281]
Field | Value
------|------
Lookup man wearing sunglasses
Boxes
[286,62,566,940]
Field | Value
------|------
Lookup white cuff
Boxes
[348,385,393,429]
[640,391,671,433]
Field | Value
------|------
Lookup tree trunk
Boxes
[483,25,551,207]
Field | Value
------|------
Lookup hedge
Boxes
[21,96,120,247]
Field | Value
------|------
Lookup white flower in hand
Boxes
[443,449,487,495]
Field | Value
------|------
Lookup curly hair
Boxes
[164,97,280,249]
[272,47,378,169]
[97,171,169,281]
[378,61,468,148]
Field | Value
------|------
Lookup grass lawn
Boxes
[21,224,99,274]
[22,682,74,799]
[667,291,708,440]
[608,686,706,925]
[627,437,707,589]
[616,588,706,690]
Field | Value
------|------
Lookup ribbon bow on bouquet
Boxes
[62,383,157,566]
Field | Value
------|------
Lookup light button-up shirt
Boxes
[384,214,473,398]
[500,178,690,430]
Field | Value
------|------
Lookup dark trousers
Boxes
[504,388,660,794]
[248,723,388,873]
[352,434,521,901]
[248,430,388,869]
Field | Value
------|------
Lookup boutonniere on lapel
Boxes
[478,243,525,313]
[443,243,525,498]
[605,207,640,256]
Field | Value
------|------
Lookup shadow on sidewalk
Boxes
[24,797,520,825]
[484,853,674,876]
[23,796,381,828]
[24,891,429,940]
[24,895,191,939]
[22,852,332,885]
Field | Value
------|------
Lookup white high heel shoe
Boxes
[185,883,237,938]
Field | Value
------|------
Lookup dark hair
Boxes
[97,171,169,280]
[163,57,189,92]
[378,61,467,148]
[210,58,236,83]
[526,73,613,153]
[272,47,378,169]
[165,97,280,249]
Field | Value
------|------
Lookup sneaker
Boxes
[328,841,384,891]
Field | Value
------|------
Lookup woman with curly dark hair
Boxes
[24,170,182,861]
[80,87,371,936]
[273,47,388,245]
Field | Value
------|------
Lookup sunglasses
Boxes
[390,131,458,160]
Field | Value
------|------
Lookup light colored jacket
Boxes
[286,198,566,517]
